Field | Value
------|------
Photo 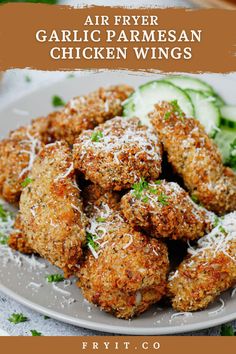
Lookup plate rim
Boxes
[1,281,236,335]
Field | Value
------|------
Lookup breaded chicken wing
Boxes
[73,117,162,191]
[121,180,214,240]
[168,212,236,312]
[13,141,87,276]
[77,202,169,319]
[50,85,134,144]
[150,101,236,215]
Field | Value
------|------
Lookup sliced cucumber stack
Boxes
[123,75,235,172]
[220,105,236,129]
[214,127,236,171]
[123,80,194,127]
[164,75,225,107]
[186,89,220,137]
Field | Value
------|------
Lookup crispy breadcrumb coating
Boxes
[8,214,33,254]
[82,183,121,212]
[73,117,162,191]
[168,212,236,312]
[150,102,236,215]
[121,180,214,240]
[77,203,169,319]
[0,114,56,204]
[50,85,134,144]
[16,141,87,276]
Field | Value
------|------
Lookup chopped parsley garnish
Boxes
[91,130,103,142]
[46,274,64,283]
[213,216,220,228]
[191,194,199,203]
[142,196,149,203]
[132,178,148,199]
[132,179,168,206]
[164,111,171,120]
[52,95,66,107]
[21,177,33,188]
[148,187,158,194]
[220,324,235,336]
[25,75,31,83]
[96,217,106,223]
[43,315,50,320]
[219,225,226,234]
[30,330,42,336]
[0,204,8,221]
[157,192,169,206]
[164,100,185,121]
[86,232,99,251]
[171,100,185,118]
[8,313,28,324]
[0,233,9,245]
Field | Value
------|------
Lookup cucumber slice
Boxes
[164,76,225,107]
[213,94,225,108]
[164,75,214,93]
[220,105,236,129]
[123,81,194,127]
[214,127,236,168]
[186,89,220,136]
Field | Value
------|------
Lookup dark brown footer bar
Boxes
[0,336,234,354]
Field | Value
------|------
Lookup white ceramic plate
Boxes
[0,72,236,335]
[0,328,9,336]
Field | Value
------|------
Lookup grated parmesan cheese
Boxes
[75,117,161,166]
[187,212,236,263]
[54,162,74,182]
[86,202,134,258]
[19,130,41,178]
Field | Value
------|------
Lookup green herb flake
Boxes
[0,204,8,221]
[86,232,99,251]
[21,177,33,188]
[0,233,9,245]
[170,100,185,119]
[219,225,226,234]
[8,313,28,324]
[67,74,75,79]
[132,178,148,199]
[220,324,235,336]
[96,217,106,223]
[148,187,158,195]
[43,315,50,320]
[213,216,220,228]
[30,330,42,336]
[52,95,66,107]
[158,193,169,206]
[46,274,64,283]
[142,196,149,203]
[25,75,31,83]
[164,111,171,120]
[91,130,103,142]
[191,194,199,203]
[164,100,185,121]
